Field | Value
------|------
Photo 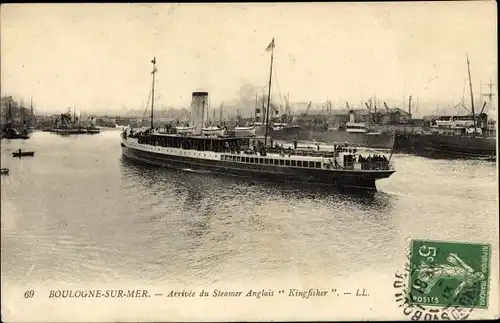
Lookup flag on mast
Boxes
[151,57,157,74]
[265,38,275,52]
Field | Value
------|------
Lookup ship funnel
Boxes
[191,92,208,135]
[348,110,355,123]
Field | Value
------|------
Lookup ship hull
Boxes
[2,134,30,140]
[273,129,395,149]
[1,126,30,140]
[121,143,394,191]
[254,126,302,141]
[394,133,496,159]
[51,128,100,135]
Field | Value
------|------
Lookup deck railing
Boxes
[265,148,339,158]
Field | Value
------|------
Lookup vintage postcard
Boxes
[1,2,498,322]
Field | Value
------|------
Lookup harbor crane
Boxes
[299,101,312,117]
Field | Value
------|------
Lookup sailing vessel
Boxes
[121,50,396,191]
[26,97,36,131]
[1,97,30,140]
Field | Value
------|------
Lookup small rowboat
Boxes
[12,151,35,157]
[0,168,9,175]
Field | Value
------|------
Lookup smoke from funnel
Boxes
[191,91,208,134]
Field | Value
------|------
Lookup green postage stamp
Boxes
[408,239,490,309]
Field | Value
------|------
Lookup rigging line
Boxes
[272,59,284,111]
[142,85,152,123]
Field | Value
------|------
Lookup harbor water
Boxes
[1,130,498,319]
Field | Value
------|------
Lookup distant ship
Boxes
[272,109,395,149]
[1,98,30,140]
[398,114,496,159]
[240,121,301,139]
[395,55,496,160]
[121,53,396,191]
[50,110,100,135]
[1,126,30,140]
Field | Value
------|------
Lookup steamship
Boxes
[121,54,396,191]
[304,110,395,149]
[394,56,497,160]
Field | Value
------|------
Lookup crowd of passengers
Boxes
[357,154,390,170]
[358,154,389,164]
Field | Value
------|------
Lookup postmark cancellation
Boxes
[394,239,491,320]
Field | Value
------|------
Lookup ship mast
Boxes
[20,99,24,126]
[408,95,412,119]
[207,97,210,126]
[30,97,34,126]
[264,38,275,147]
[261,92,265,123]
[254,92,258,121]
[482,77,495,103]
[150,57,157,130]
[7,97,12,124]
[466,54,477,135]
[219,102,223,123]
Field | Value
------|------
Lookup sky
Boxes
[1,2,497,116]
